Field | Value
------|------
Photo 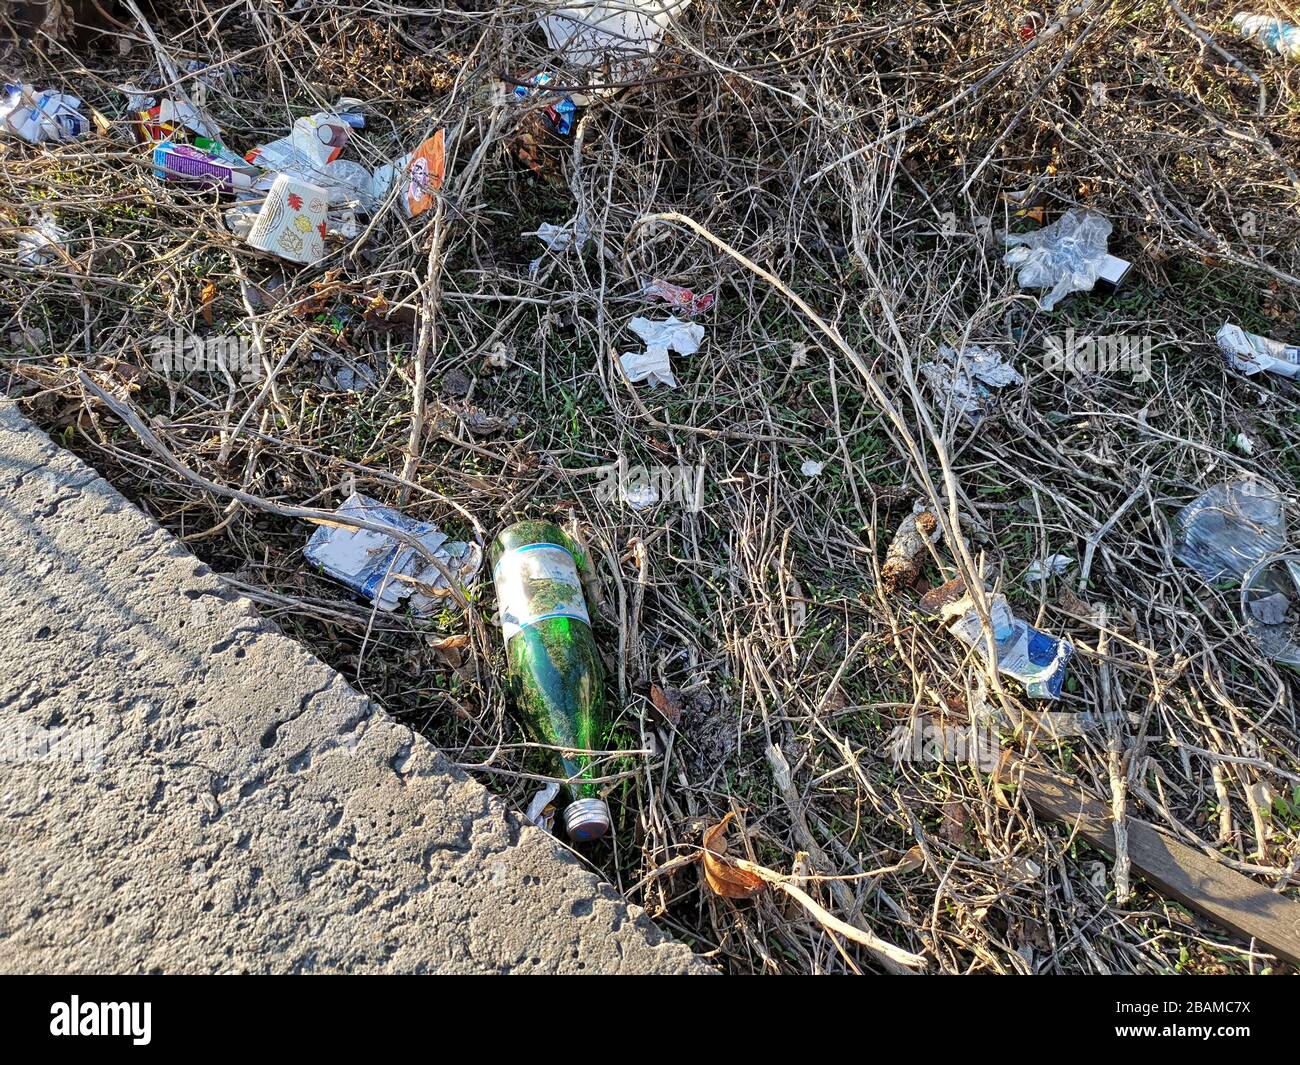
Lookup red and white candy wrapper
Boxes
[642,279,715,316]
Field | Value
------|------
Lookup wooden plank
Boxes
[1015,762,1300,966]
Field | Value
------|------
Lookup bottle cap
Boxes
[564,798,610,842]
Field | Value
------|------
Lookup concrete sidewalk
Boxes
[0,402,702,974]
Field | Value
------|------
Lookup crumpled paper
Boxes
[304,492,482,614]
[619,315,704,388]
[17,212,68,266]
[1003,208,1113,311]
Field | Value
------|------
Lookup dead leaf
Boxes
[1056,585,1097,621]
[649,684,684,728]
[427,634,469,650]
[939,803,972,847]
[701,813,765,899]
[786,574,808,632]
[427,633,470,669]
[200,280,217,325]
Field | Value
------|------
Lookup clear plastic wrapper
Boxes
[919,344,1022,426]
[1003,208,1112,311]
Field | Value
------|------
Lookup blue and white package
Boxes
[304,493,481,613]
[939,589,1074,700]
[1,83,88,143]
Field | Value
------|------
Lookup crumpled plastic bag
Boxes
[1003,208,1112,311]
[619,315,705,388]
[526,214,591,273]
[1173,478,1288,582]
[919,344,1022,426]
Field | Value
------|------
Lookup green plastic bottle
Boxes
[490,519,611,842]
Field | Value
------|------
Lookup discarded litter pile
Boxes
[7,0,1300,975]
[4,67,449,266]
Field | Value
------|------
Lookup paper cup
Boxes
[246,173,328,264]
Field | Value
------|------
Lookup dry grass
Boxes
[3,0,1299,974]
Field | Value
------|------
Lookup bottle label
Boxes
[493,543,590,641]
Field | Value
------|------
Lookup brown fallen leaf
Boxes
[427,634,470,650]
[701,812,765,899]
[897,844,925,873]
[649,684,684,728]
[427,633,470,669]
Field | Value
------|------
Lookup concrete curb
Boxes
[0,402,705,974]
